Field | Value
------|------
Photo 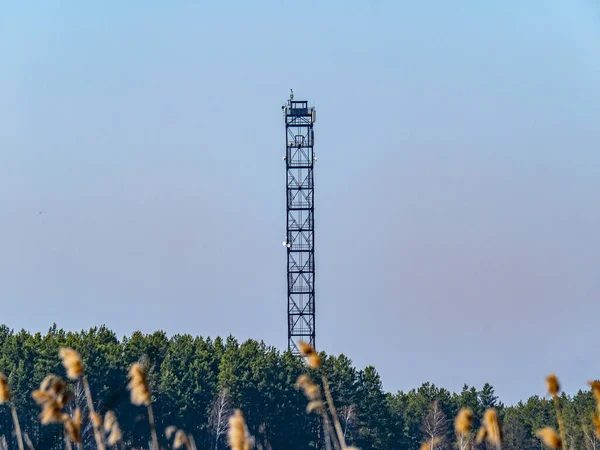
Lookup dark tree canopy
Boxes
[0,325,597,450]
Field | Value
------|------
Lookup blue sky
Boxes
[1,1,599,404]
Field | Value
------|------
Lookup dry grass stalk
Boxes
[296,372,342,448]
[536,427,562,448]
[228,409,253,450]
[128,362,158,450]
[22,433,34,450]
[297,341,348,450]
[546,374,567,449]
[64,432,73,450]
[0,373,25,450]
[80,376,105,449]
[59,348,106,450]
[91,412,103,428]
[296,374,336,450]
[322,376,347,450]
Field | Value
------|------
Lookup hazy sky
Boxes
[1,1,599,405]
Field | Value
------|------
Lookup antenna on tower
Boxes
[290,89,294,100]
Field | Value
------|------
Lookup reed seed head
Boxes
[546,374,560,397]
[127,363,151,406]
[588,381,600,393]
[32,374,71,425]
[304,384,320,401]
[295,374,310,389]
[31,390,53,405]
[589,381,600,410]
[306,400,324,414]
[166,426,177,440]
[454,408,473,436]
[419,438,440,450]
[104,411,116,433]
[295,375,320,401]
[40,375,67,397]
[165,426,191,449]
[59,348,84,380]
[39,401,64,425]
[228,409,252,450]
[483,408,503,445]
[0,373,10,403]
[104,411,122,445]
[174,429,190,449]
[536,427,561,448]
[39,375,55,392]
[107,422,123,446]
[228,410,246,450]
[298,341,321,369]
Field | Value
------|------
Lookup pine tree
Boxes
[479,383,498,410]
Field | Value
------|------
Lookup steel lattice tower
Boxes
[283,91,317,354]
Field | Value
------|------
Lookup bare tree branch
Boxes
[69,380,97,449]
[421,401,448,450]
[456,432,474,450]
[209,388,232,450]
[339,404,357,441]
[583,423,598,450]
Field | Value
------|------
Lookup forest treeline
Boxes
[0,324,597,450]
